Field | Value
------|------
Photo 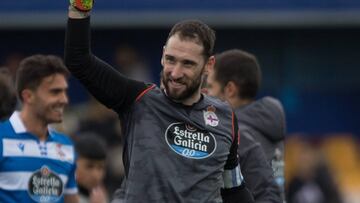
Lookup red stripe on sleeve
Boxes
[231,112,235,141]
[135,84,156,102]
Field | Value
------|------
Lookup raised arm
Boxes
[64,2,148,112]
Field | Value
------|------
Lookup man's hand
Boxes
[70,0,93,12]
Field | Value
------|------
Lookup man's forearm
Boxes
[64,11,148,112]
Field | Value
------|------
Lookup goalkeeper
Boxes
[65,1,255,203]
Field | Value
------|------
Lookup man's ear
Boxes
[21,89,34,104]
[161,46,166,66]
[204,55,215,75]
[224,81,238,98]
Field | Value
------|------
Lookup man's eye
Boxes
[183,63,192,67]
[183,61,196,68]
[166,58,175,64]
[51,90,60,94]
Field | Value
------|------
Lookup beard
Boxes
[34,102,64,125]
[161,68,204,102]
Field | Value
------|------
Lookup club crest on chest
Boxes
[203,105,219,127]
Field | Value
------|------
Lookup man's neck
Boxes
[229,98,253,109]
[181,93,202,106]
[164,89,202,106]
[20,109,48,141]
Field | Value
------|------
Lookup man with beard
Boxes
[206,49,286,202]
[64,1,254,203]
[0,55,79,203]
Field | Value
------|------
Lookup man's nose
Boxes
[60,92,69,104]
[170,64,183,80]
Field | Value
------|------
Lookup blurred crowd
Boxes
[285,134,360,203]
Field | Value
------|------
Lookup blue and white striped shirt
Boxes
[0,112,78,203]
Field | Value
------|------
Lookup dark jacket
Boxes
[239,130,282,203]
[236,96,286,202]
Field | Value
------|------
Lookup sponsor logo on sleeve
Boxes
[28,166,64,203]
[165,123,217,159]
[17,142,25,153]
[56,144,66,160]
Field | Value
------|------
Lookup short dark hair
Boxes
[214,49,261,99]
[74,133,107,160]
[167,19,216,59]
[0,68,17,121]
[16,54,69,101]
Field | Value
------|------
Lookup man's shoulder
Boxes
[134,84,161,102]
[0,120,13,137]
[204,95,233,112]
[49,128,74,146]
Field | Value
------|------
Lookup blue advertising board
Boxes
[1,0,360,11]
[0,0,360,27]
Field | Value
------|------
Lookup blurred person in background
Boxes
[114,44,153,83]
[76,97,124,195]
[77,97,122,147]
[65,0,254,202]
[0,55,79,203]
[1,53,24,79]
[74,133,108,203]
[0,67,17,121]
[286,138,343,203]
[206,49,283,202]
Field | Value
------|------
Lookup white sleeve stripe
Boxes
[64,187,78,194]
[222,164,243,189]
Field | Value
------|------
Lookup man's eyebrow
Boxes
[183,59,196,64]
[182,59,197,65]
[50,86,68,92]
[164,54,197,66]
[164,54,175,59]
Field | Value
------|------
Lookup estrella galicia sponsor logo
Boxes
[165,122,217,159]
[28,166,63,203]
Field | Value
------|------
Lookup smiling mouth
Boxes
[52,106,64,114]
[169,80,185,88]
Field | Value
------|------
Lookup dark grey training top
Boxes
[236,96,286,201]
[65,17,241,203]
[121,87,238,202]
[236,97,285,162]
[239,131,282,203]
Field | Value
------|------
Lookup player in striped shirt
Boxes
[0,55,79,203]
